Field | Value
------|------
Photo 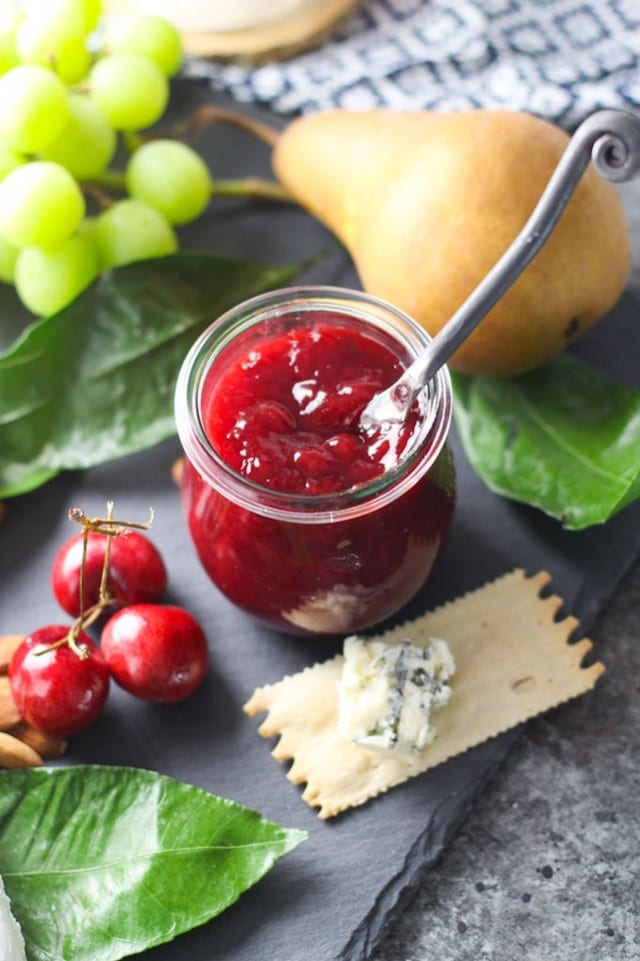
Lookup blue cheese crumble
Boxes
[338,635,455,760]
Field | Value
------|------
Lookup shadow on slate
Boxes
[0,81,638,961]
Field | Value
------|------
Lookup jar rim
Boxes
[174,285,453,524]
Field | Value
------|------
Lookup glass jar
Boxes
[174,287,455,636]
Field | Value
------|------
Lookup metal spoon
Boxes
[360,108,640,432]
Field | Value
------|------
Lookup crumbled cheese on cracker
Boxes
[338,635,455,760]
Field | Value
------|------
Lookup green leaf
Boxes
[0,252,303,499]
[0,765,306,961]
[452,354,640,530]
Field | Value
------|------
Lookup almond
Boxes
[10,723,67,759]
[0,731,42,768]
[0,677,20,730]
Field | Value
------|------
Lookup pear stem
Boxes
[212,177,292,202]
[145,105,281,148]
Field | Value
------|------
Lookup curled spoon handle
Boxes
[363,108,640,428]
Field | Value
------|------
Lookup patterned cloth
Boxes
[187,0,640,128]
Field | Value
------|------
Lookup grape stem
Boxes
[81,181,116,209]
[87,170,292,204]
[86,169,126,192]
[84,107,289,204]
[122,130,144,154]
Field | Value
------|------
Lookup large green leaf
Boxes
[0,765,306,961]
[0,252,302,499]
[452,354,640,530]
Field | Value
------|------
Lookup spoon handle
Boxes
[366,108,640,427]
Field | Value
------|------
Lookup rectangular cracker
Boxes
[244,569,605,819]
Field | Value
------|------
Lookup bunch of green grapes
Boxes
[0,0,212,317]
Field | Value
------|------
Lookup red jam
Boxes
[177,294,455,636]
[201,317,422,496]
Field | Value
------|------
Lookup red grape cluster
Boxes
[8,504,208,739]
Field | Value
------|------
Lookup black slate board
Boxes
[1,81,639,961]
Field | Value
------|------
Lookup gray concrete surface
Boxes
[371,179,640,961]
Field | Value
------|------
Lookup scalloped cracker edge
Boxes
[244,569,605,818]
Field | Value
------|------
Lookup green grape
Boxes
[94,198,177,268]
[0,5,20,75]
[0,161,85,249]
[0,234,18,283]
[76,216,99,244]
[20,0,101,35]
[0,64,70,152]
[125,140,211,225]
[84,0,103,32]
[40,93,116,181]
[15,233,99,316]
[53,0,103,34]
[75,216,103,267]
[89,54,168,132]
[0,144,25,181]
[108,14,183,77]
[0,35,19,75]
[17,13,91,85]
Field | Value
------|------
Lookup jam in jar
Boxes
[175,287,455,635]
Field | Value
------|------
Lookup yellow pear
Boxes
[273,109,630,376]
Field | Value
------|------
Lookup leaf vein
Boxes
[515,391,627,485]
[4,839,285,879]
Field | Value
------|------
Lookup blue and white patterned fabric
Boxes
[187,0,640,128]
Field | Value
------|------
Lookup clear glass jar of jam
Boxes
[174,287,455,636]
